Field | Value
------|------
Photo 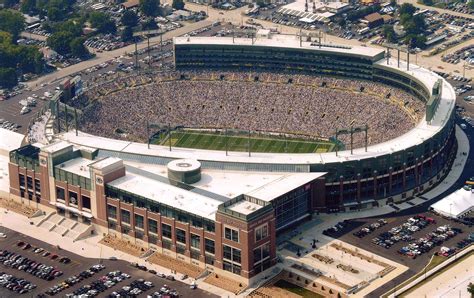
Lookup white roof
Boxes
[108,171,221,220]
[174,35,384,59]
[248,173,325,202]
[227,200,264,215]
[41,140,72,154]
[90,157,122,170]
[0,128,24,153]
[431,188,474,218]
[56,157,93,178]
[59,56,455,166]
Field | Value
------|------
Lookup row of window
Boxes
[108,205,216,254]
[56,187,91,210]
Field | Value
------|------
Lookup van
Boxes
[460,123,467,129]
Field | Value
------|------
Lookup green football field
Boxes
[157,131,335,153]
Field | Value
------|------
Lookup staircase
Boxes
[37,212,94,241]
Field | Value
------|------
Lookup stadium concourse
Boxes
[74,70,425,151]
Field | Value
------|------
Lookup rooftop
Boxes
[174,35,385,59]
[227,200,264,215]
[56,157,93,178]
[0,128,24,153]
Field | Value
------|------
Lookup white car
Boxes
[0,233,6,238]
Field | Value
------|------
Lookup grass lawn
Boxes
[274,280,325,298]
[157,131,335,153]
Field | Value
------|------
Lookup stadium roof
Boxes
[0,128,24,153]
[58,54,455,167]
[431,188,474,218]
[174,35,385,59]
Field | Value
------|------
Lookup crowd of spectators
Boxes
[76,70,426,149]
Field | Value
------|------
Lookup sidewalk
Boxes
[0,209,234,297]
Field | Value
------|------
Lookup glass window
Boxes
[69,191,78,206]
[162,223,172,239]
[255,224,268,242]
[205,238,215,254]
[107,205,117,219]
[225,227,239,242]
[135,214,144,229]
[191,234,200,249]
[223,245,241,264]
[176,228,186,244]
[148,219,158,234]
[82,196,91,210]
[56,187,65,201]
[121,209,130,225]
[205,221,215,233]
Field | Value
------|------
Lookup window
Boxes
[82,196,91,210]
[150,204,159,213]
[122,195,133,204]
[34,179,41,192]
[69,191,78,206]
[135,214,144,229]
[27,176,33,189]
[205,238,215,254]
[148,219,158,234]
[223,261,241,275]
[253,243,270,265]
[56,187,65,202]
[205,254,214,265]
[121,209,130,225]
[108,221,116,230]
[162,223,172,239]
[191,234,200,249]
[223,245,241,264]
[107,205,117,219]
[225,227,239,242]
[191,218,202,228]
[205,221,215,233]
[176,228,186,244]
[191,250,200,260]
[162,239,172,250]
[19,174,25,186]
[255,224,268,242]
[176,244,186,255]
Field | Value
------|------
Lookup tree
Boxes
[140,0,160,17]
[121,26,134,42]
[2,0,20,8]
[468,283,474,296]
[17,45,44,73]
[469,0,474,10]
[0,10,25,42]
[419,0,433,5]
[399,3,416,15]
[404,33,426,48]
[0,31,13,45]
[0,68,17,89]
[142,18,158,30]
[121,10,139,27]
[69,37,89,58]
[256,0,265,7]
[47,7,62,22]
[390,0,397,7]
[20,0,38,15]
[89,12,116,34]
[172,0,185,10]
[382,25,397,43]
[47,31,74,55]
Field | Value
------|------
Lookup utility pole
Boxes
[74,108,78,136]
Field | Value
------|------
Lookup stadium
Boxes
[7,32,457,285]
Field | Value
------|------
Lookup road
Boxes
[397,0,474,20]
[27,19,212,90]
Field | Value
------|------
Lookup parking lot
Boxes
[321,210,473,295]
[0,227,216,297]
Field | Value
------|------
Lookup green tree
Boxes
[142,18,158,30]
[468,0,474,10]
[419,0,433,5]
[2,0,20,8]
[17,45,44,73]
[468,283,474,296]
[47,6,62,21]
[172,0,185,10]
[404,33,426,48]
[121,10,139,27]
[399,3,416,15]
[89,12,116,34]
[382,25,397,43]
[0,31,13,45]
[47,30,74,55]
[0,68,17,89]
[140,0,160,17]
[54,20,82,37]
[69,37,89,58]
[20,0,38,15]
[390,0,397,7]
[0,10,25,42]
[121,26,134,42]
